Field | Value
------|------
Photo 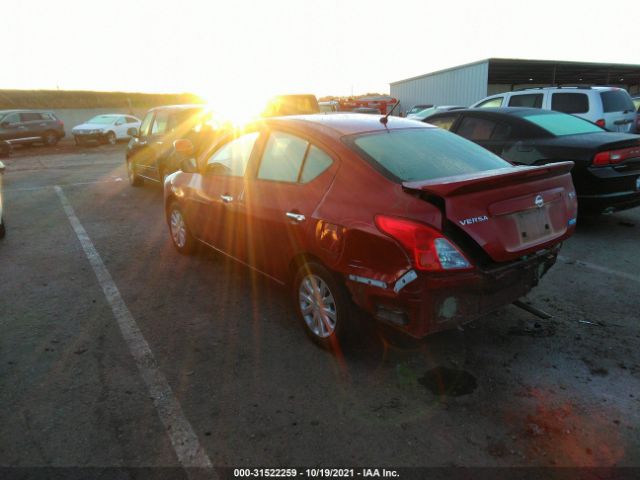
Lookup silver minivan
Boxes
[472,86,637,133]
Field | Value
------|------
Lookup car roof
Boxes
[264,113,433,136]
[0,109,54,114]
[148,104,205,112]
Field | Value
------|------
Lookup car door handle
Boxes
[286,212,306,223]
[220,194,233,203]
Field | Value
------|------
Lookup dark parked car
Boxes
[0,109,65,148]
[126,105,218,186]
[164,114,577,349]
[0,160,5,238]
[426,108,640,214]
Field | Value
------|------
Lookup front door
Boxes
[190,131,260,260]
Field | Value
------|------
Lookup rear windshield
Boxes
[600,90,635,113]
[521,112,604,136]
[349,128,511,182]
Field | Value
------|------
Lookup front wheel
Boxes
[105,131,117,145]
[168,202,195,254]
[293,262,351,350]
[42,131,59,146]
[127,158,142,186]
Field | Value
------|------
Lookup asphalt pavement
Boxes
[1,144,639,477]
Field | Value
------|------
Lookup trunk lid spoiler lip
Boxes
[402,161,574,197]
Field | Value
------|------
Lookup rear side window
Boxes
[476,97,503,108]
[457,117,511,141]
[600,90,635,112]
[521,112,603,136]
[350,128,511,182]
[258,132,308,182]
[20,112,42,121]
[508,94,543,108]
[300,146,333,183]
[257,131,333,183]
[551,93,589,114]
[206,132,259,177]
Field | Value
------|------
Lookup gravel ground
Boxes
[0,146,639,477]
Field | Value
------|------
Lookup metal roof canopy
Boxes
[487,58,640,87]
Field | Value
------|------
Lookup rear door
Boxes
[20,112,46,138]
[244,129,337,281]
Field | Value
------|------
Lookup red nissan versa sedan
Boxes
[164,114,578,349]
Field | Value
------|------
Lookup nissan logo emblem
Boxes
[535,195,544,208]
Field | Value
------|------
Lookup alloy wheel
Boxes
[298,274,337,338]
[170,208,187,248]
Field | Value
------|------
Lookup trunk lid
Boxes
[403,162,576,262]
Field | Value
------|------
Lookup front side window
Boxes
[508,94,543,108]
[350,128,511,182]
[206,132,259,177]
[151,111,170,135]
[551,93,589,114]
[2,113,20,124]
[139,113,153,136]
[476,97,503,108]
[457,117,511,141]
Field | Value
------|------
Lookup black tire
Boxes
[0,217,5,239]
[292,261,352,350]
[126,158,143,187]
[105,131,117,145]
[42,130,59,146]
[167,201,196,255]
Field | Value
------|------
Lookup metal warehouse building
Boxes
[390,58,640,115]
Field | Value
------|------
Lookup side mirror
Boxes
[127,127,139,137]
[180,157,199,173]
[173,139,194,156]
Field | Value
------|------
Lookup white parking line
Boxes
[558,255,640,284]
[4,178,122,193]
[54,185,213,471]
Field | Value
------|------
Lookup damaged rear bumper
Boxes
[346,246,560,338]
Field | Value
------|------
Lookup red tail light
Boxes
[593,146,640,166]
[595,119,606,128]
[375,216,472,271]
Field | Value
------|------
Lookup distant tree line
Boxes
[0,90,204,110]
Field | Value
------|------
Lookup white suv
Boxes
[471,86,637,133]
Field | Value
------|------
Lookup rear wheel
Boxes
[127,158,142,186]
[293,261,351,350]
[168,202,195,254]
[42,131,59,146]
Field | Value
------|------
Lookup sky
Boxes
[3,0,639,111]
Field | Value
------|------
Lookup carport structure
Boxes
[391,58,640,115]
